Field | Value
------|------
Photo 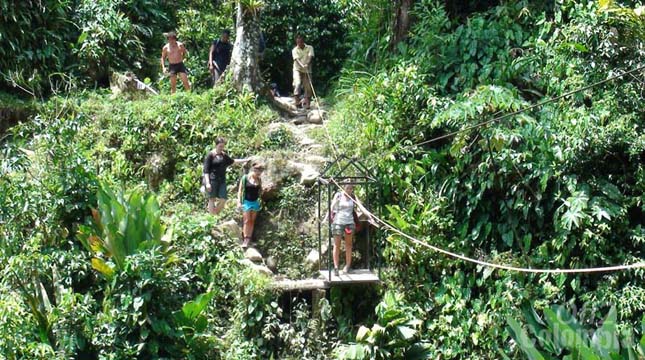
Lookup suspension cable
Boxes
[329,178,645,274]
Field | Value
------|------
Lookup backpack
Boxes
[241,174,261,201]
[242,174,247,200]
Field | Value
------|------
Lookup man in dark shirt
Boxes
[208,30,233,87]
[203,137,248,215]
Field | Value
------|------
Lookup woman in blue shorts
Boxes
[237,162,264,247]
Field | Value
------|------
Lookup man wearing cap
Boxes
[161,31,191,94]
[292,34,314,109]
[208,30,233,87]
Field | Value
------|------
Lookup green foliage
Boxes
[24,88,272,203]
[224,284,335,359]
[0,0,77,95]
[1,77,354,357]
[0,248,99,358]
[334,0,392,71]
[239,0,265,14]
[331,64,443,157]
[74,0,152,84]
[1,0,190,92]
[335,0,645,267]
[263,124,297,151]
[599,0,645,47]
[261,0,350,94]
[175,2,235,89]
[1,0,644,358]
[90,248,194,358]
[439,2,534,93]
[338,291,430,360]
[508,305,645,359]
[0,112,98,260]
[332,0,645,358]
[0,84,284,357]
[11,276,56,347]
[77,182,170,278]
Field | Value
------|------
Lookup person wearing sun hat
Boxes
[161,30,191,94]
[237,162,265,247]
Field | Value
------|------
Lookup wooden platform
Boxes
[319,269,380,285]
[271,269,380,291]
[272,278,327,291]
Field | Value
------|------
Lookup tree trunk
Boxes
[390,0,414,50]
[230,2,262,92]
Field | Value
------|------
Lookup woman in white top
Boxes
[330,184,357,276]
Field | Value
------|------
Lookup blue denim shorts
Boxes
[208,178,227,199]
[243,199,261,212]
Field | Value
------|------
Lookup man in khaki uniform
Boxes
[292,34,314,109]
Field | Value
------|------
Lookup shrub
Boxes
[508,305,645,359]
[337,291,430,360]
[77,182,170,277]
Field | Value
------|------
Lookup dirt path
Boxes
[222,96,333,278]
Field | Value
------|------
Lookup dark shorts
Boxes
[169,62,187,75]
[211,67,224,84]
[208,178,227,199]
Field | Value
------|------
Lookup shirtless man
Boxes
[161,31,191,94]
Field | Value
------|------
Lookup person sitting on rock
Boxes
[161,31,191,94]
[238,162,265,248]
[292,34,314,109]
[269,82,284,98]
[329,184,359,276]
[203,137,248,215]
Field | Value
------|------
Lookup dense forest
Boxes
[1,0,644,359]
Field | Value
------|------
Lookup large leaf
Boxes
[182,291,215,321]
[404,343,431,360]
[544,306,589,351]
[507,317,547,360]
[104,222,126,269]
[80,182,166,273]
[144,194,163,242]
[343,344,369,359]
[91,257,115,279]
[125,190,146,254]
[522,305,559,354]
[397,325,416,341]
[577,346,602,360]
[356,326,370,342]
[599,0,614,10]
[592,306,620,357]
[639,316,645,355]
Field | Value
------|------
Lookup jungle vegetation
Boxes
[0,0,643,359]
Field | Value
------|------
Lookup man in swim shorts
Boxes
[161,31,191,94]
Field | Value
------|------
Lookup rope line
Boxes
[329,179,645,274]
[406,65,645,149]
[313,63,645,273]
[301,67,340,158]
